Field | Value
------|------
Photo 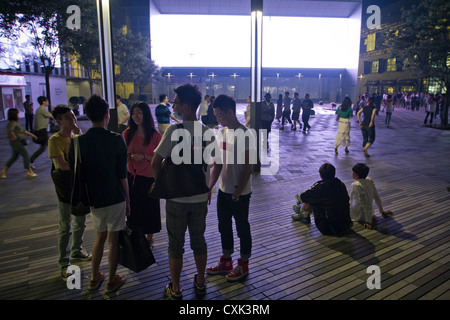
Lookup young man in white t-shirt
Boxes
[151,83,220,299]
[206,94,256,282]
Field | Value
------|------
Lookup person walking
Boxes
[207,94,256,282]
[276,94,283,123]
[155,94,181,135]
[197,95,210,125]
[69,94,130,294]
[261,93,275,149]
[424,94,437,125]
[116,95,130,133]
[291,92,302,131]
[1,108,38,179]
[357,96,377,157]
[48,105,91,281]
[30,96,54,168]
[23,95,34,132]
[300,93,314,133]
[334,97,353,154]
[280,91,292,130]
[382,94,394,127]
[123,102,162,248]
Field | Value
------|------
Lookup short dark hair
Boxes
[319,163,336,180]
[7,108,19,121]
[159,94,167,102]
[25,95,30,99]
[52,105,72,120]
[85,94,109,123]
[115,95,121,100]
[213,94,236,114]
[352,163,370,179]
[173,83,202,112]
[37,96,47,105]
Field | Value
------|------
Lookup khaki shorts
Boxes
[158,122,170,135]
[90,201,126,232]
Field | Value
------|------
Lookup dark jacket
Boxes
[68,127,127,209]
[300,177,352,236]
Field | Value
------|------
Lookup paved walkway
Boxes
[0,103,449,303]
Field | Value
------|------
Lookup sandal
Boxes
[105,274,126,294]
[88,272,105,291]
[194,274,206,295]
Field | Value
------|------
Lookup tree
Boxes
[113,28,161,95]
[384,0,450,127]
[61,1,100,96]
[0,0,90,110]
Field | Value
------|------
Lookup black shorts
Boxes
[292,111,300,120]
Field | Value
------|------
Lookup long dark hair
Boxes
[341,97,352,112]
[126,102,156,146]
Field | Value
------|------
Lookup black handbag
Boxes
[118,225,155,273]
[70,136,91,216]
[148,124,209,199]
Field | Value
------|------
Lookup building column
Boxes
[250,0,263,172]
[96,0,118,132]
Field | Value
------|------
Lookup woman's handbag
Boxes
[70,136,91,216]
[118,224,155,273]
[148,124,209,199]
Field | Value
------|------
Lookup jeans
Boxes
[57,200,87,270]
[385,112,392,125]
[302,111,311,130]
[25,114,33,132]
[281,111,292,125]
[6,140,31,169]
[217,190,252,260]
[30,129,48,164]
[361,125,375,148]
[424,112,435,124]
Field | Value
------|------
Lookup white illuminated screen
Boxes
[151,15,360,69]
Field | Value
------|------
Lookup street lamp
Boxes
[276,73,279,96]
[318,73,322,100]
[295,73,303,93]
[165,72,173,97]
[358,74,365,98]
[230,73,239,98]
[209,72,217,95]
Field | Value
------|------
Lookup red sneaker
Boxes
[206,256,233,275]
[226,259,249,282]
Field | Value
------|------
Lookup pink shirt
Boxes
[123,129,162,178]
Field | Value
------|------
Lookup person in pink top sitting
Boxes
[123,102,162,248]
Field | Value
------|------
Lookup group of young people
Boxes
[1,96,55,179]
[276,92,314,132]
[291,162,392,234]
[30,84,255,299]
[2,84,396,299]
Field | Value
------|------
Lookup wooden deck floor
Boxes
[0,103,449,304]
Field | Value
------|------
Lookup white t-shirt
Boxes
[350,177,383,224]
[218,124,256,195]
[154,121,217,203]
[117,103,129,124]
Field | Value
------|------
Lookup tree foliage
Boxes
[384,0,449,126]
